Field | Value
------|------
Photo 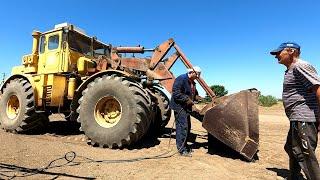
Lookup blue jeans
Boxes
[174,109,191,153]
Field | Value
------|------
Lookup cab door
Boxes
[38,31,63,74]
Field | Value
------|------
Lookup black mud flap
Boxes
[202,89,259,161]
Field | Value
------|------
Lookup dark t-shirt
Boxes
[282,60,320,122]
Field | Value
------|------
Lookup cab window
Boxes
[93,43,110,58]
[39,36,45,54]
[48,35,59,50]
[68,31,91,55]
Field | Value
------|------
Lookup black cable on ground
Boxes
[0,108,190,179]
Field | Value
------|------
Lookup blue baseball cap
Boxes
[270,42,300,55]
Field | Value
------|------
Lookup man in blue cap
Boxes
[270,42,320,180]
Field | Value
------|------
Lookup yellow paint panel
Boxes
[33,74,45,107]
[49,75,67,107]
[77,56,95,75]
[11,66,25,75]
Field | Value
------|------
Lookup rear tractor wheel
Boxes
[77,75,152,148]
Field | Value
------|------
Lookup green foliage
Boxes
[203,96,212,103]
[210,85,228,97]
[258,95,278,107]
[204,84,228,102]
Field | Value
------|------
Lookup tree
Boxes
[210,85,228,97]
[204,84,228,102]
[258,95,278,107]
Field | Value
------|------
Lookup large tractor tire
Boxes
[154,89,171,129]
[0,78,48,133]
[77,75,152,148]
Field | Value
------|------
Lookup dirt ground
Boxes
[0,104,319,180]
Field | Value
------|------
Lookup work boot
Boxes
[187,147,194,153]
[180,150,192,157]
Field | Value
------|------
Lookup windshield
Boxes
[93,42,110,57]
[68,31,110,58]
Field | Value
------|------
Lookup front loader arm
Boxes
[148,39,216,99]
[173,44,216,99]
[111,38,215,98]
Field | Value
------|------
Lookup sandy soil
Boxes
[0,104,319,180]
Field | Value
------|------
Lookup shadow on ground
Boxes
[143,126,257,163]
[266,168,306,180]
[207,134,259,162]
[127,127,173,150]
[46,121,82,136]
[128,127,202,150]
[128,135,161,150]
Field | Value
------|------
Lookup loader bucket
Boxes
[202,89,259,161]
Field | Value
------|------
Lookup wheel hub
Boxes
[6,95,20,119]
[95,96,122,128]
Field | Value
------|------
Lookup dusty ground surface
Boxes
[0,104,319,180]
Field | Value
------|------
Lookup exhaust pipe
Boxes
[32,31,41,55]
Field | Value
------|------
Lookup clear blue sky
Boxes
[0,0,319,98]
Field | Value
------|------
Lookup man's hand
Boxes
[186,98,194,106]
[195,95,204,102]
[191,105,201,113]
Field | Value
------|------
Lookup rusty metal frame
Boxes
[149,38,174,70]
[173,44,216,98]
[110,38,216,98]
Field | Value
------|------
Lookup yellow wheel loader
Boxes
[0,23,259,161]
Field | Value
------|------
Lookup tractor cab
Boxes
[13,23,110,75]
[37,23,111,74]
